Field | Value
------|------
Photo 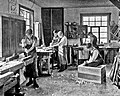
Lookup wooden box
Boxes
[78,64,106,84]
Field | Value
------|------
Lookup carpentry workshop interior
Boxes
[1,0,120,96]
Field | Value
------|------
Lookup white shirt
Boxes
[58,36,67,56]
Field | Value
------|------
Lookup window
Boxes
[19,5,34,31]
[81,14,110,44]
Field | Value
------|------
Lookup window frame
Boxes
[19,4,34,32]
[80,13,111,44]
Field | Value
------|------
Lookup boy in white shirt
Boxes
[51,31,67,71]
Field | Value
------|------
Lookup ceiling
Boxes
[30,0,114,7]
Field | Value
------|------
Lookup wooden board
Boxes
[0,72,13,87]
[0,61,23,75]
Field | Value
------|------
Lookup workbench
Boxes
[37,47,54,75]
[0,55,34,96]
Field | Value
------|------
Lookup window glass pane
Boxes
[96,16,101,21]
[102,16,107,21]
[31,14,34,28]
[96,22,101,26]
[92,28,99,32]
[83,17,89,21]
[100,27,107,32]
[23,11,27,19]
[88,27,90,32]
[26,26,30,31]
[90,22,95,26]
[20,10,24,16]
[102,22,107,26]
[100,39,107,44]
[83,22,88,25]
[20,6,34,31]
[26,12,30,19]
[100,33,107,38]
[26,19,30,25]
[90,17,95,21]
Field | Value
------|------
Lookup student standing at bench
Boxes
[49,30,60,68]
[51,31,67,72]
[24,29,39,89]
[83,43,103,67]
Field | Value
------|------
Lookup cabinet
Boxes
[0,14,25,57]
[41,8,64,46]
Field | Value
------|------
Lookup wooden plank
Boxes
[4,78,17,92]
[0,72,13,87]
[0,61,23,75]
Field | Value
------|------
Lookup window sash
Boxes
[81,14,109,44]
[19,5,34,31]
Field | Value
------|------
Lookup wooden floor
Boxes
[20,64,120,96]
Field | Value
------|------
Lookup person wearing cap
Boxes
[87,32,98,49]
[82,43,104,67]
[23,29,39,89]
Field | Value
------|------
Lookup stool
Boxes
[78,64,106,84]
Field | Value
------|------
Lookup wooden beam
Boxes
[109,0,120,9]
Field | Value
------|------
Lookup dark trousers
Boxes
[85,58,103,67]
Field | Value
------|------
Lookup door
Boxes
[52,8,64,32]
[41,8,64,46]
[41,8,51,46]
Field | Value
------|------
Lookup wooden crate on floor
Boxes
[78,64,106,84]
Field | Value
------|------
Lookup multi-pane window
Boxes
[82,15,109,44]
[19,5,34,31]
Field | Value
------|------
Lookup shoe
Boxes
[33,79,39,89]
[33,83,39,89]
[58,65,65,72]
[26,79,33,86]
[117,85,120,89]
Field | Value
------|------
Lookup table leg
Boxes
[47,53,52,75]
